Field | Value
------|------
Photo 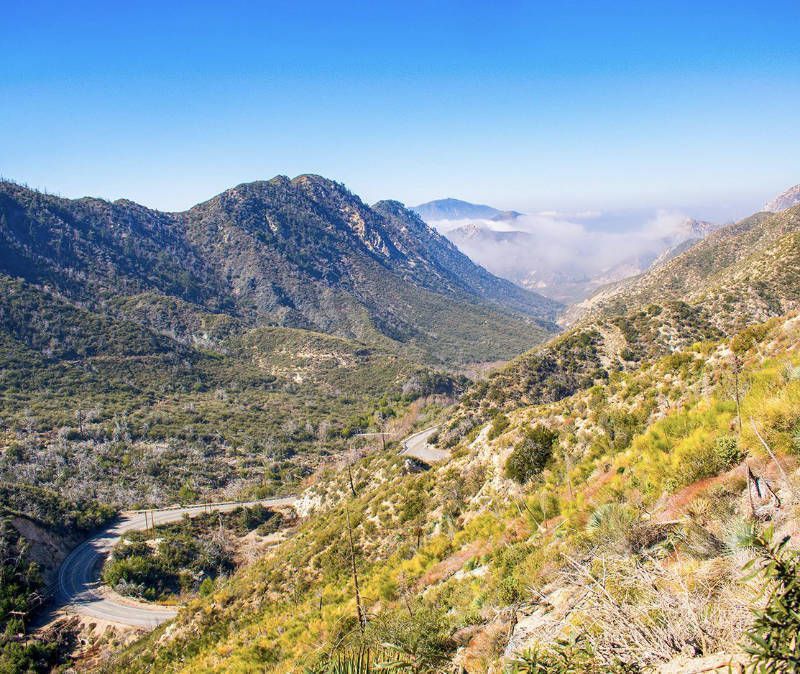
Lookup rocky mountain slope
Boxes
[0,177,559,365]
[563,207,800,328]
[439,205,800,439]
[764,182,800,212]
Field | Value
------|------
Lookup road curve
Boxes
[400,426,449,463]
[55,497,297,628]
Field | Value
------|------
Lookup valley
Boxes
[4,5,800,672]
[3,178,800,673]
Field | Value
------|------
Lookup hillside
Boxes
[0,175,559,657]
[0,273,466,658]
[764,183,800,212]
[0,177,559,365]
[0,483,114,671]
[105,308,800,673]
[563,207,800,328]
[92,201,800,672]
[437,206,800,445]
[0,276,462,508]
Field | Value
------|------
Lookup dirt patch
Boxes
[10,516,78,586]
[418,540,487,589]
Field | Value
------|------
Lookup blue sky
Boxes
[2,1,799,220]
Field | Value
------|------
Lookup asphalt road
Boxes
[54,497,297,628]
[399,426,448,463]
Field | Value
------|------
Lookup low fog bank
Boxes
[434,210,719,304]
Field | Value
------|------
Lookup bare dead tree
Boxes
[345,507,366,632]
[750,418,793,499]
[731,354,743,434]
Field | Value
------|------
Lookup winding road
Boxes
[399,426,448,463]
[54,426,440,629]
[54,497,297,628]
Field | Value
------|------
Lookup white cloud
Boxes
[430,209,704,297]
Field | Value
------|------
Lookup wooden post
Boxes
[347,460,357,498]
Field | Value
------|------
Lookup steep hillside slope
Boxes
[564,207,800,328]
[106,311,800,673]
[0,274,463,662]
[764,183,800,212]
[0,483,114,671]
[0,177,559,365]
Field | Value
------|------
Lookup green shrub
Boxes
[505,426,557,484]
[714,435,745,467]
[102,556,173,600]
[487,414,510,440]
[743,527,800,671]
[364,603,454,670]
[198,577,215,596]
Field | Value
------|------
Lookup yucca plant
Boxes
[305,646,414,673]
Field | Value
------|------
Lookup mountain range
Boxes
[5,177,800,673]
[0,176,559,365]
[411,197,522,223]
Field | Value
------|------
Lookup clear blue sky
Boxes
[2,1,799,220]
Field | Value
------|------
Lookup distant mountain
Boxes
[764,183,800,212]
[0,176,559,364]
[411,198,521,223]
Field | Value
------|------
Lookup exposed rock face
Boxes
[10,515,77,587]
[764,183,800,212]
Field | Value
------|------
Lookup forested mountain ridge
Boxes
[0,177,559,365]
[2,175,543,663]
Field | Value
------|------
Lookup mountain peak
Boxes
[0,176,559,364]
[764,183,800,212]
[411,198,520,222]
